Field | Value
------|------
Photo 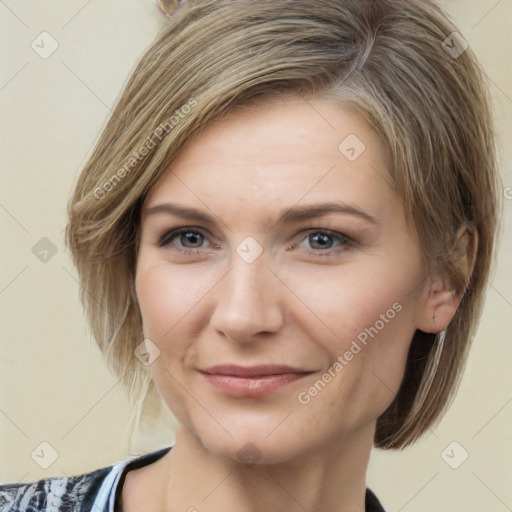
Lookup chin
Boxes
[176,412,297,465]
[189,413,326,467]
[206,435,302,466]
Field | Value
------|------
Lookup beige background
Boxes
[1,1,510,510]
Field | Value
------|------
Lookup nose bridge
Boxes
[211,250,283,340]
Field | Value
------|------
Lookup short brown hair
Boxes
[65,0,501,449]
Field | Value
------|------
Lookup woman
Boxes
[0,0,500,510]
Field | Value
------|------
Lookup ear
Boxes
[415,223,478,333]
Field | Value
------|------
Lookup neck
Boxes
[156,424,375,512]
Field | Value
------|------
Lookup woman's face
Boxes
[135,97,433,463]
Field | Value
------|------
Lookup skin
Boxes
[123,97,463,512]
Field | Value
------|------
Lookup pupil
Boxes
[183,232,202,247]
[311,233,332,249]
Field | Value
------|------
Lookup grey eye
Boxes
[307,233,337,250]
[179,231,205,248]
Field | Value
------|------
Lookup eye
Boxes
[158,228,213,254]
[157,227,352,258]
[298,230,351,257]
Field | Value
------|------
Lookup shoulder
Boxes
[366,488,386,512]
[0,465,112,512]
[0,446,173,512]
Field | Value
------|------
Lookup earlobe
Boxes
[416,275,460,333]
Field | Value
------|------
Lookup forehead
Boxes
[144,97,399,229]
[173,97,384,166]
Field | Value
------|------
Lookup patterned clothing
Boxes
[0,445,386,511]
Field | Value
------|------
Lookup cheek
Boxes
[135,258,213,342]
[134,257,215,403]
[281,258,420,414]
[280,257,420,355]
[134,258,208,424]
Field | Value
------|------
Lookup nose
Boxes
[210,253,284,343]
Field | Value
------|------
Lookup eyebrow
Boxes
[143,201,378,230]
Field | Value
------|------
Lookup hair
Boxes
[65,0,501,449]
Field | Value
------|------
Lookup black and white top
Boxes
[0,445,386,511]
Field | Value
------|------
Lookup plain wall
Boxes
[1,1,510,510]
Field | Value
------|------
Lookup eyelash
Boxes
[158,227,352,258]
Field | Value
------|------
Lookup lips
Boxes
[201,364,308,377]
[199,364,313,397]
